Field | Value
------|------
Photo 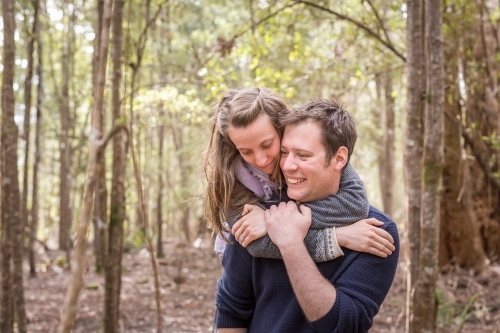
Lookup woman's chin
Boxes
[260,163,277,175]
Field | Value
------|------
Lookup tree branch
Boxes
[199,2,301,68]
[365,0,393,50]
[293,0,406,62]
[97,123,129,154]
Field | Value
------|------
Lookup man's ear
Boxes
[333,146,348,170]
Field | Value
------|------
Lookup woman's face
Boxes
[227,113,281,175]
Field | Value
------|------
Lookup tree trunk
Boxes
[59,1,76,251]
[439,53,487,270]
[22,0,40,238]
[382,73,395,217]
[404,0,425,331]
[104,0,126,330]
[411,0,444,331]
[93,0,107,273]
[157,108,165,258]
[171,119,191,243]
[93,171,108,273]
[58,0,114,331]
[1,0,27,331]
[29,0,43,278]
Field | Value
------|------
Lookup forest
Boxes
[1,0,500,332]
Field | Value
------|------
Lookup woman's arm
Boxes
[303,163,369,228]
[232,207,394,262]
[231,164,393,262]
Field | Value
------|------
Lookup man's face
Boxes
[280,121,344,203]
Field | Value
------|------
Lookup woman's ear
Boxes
[333,146,348,170]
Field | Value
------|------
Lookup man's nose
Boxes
[281,155,297,171]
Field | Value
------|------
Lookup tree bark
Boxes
[93,0,107,273]
[22,0,40,239]
[404,0,425,331]
[59,0,77,251]
[104,0,126,330]
[171,118,191,243]
[29,0,43,278]
[58,0,114,331]
[1,0,27,331]
[439,53,487,270]
[382,73,395,218]
[157,108,165,258]
[411,0,444,331]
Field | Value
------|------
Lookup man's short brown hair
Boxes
[280,98,357,165]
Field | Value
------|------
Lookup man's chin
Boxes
[287,189,305,202]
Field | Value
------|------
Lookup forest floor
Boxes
[25,236,500,333]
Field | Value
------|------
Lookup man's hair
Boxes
[280,98,357,165]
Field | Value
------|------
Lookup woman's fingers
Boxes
[233,223,245,241]
[368,247,389,258]
[231,219,242,235]
[369,237,394,256]
[242,204,256,216]
[373,227,395,244]
[241,232,256,248]
[365,218,384,226]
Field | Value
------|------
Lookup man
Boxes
[215,99,399,332]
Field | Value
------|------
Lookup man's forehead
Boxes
[282,121,323,149]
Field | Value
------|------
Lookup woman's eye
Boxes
[280,151,288,156]
[298,154,308,158]
[240,151,251,155]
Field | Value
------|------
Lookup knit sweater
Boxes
[216,205,399,333]
[217,160,370,262]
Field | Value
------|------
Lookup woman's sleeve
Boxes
[303,163,370,229]
[226,206,343,262]
[245,226,344,262]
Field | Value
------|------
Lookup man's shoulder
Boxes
[368,206,395,223]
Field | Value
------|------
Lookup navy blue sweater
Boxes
[216,206,399,332]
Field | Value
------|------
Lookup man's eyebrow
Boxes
[280,145,313,154]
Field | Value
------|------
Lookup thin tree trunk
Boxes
[157,108,165,257]
[29,0,43,278]
[405,0,425,331]
[171,119,191,243]
[157,5,169,253]
[104,0,126,330]
[382,73,395,217]
[59,1,76,251]
[93,0,107,273]
[58,0,114,330]
[22,0,40,239]
[411,0,444,331]
[1,0,27,331]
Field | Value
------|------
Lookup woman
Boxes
[203,87,394,261]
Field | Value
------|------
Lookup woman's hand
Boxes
[232,204,267,248]
[335,218,395,257]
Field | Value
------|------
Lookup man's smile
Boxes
[287,178,306,184]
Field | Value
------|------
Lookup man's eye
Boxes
[280,151,288,156]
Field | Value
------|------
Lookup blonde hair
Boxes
[203,87,288,240]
